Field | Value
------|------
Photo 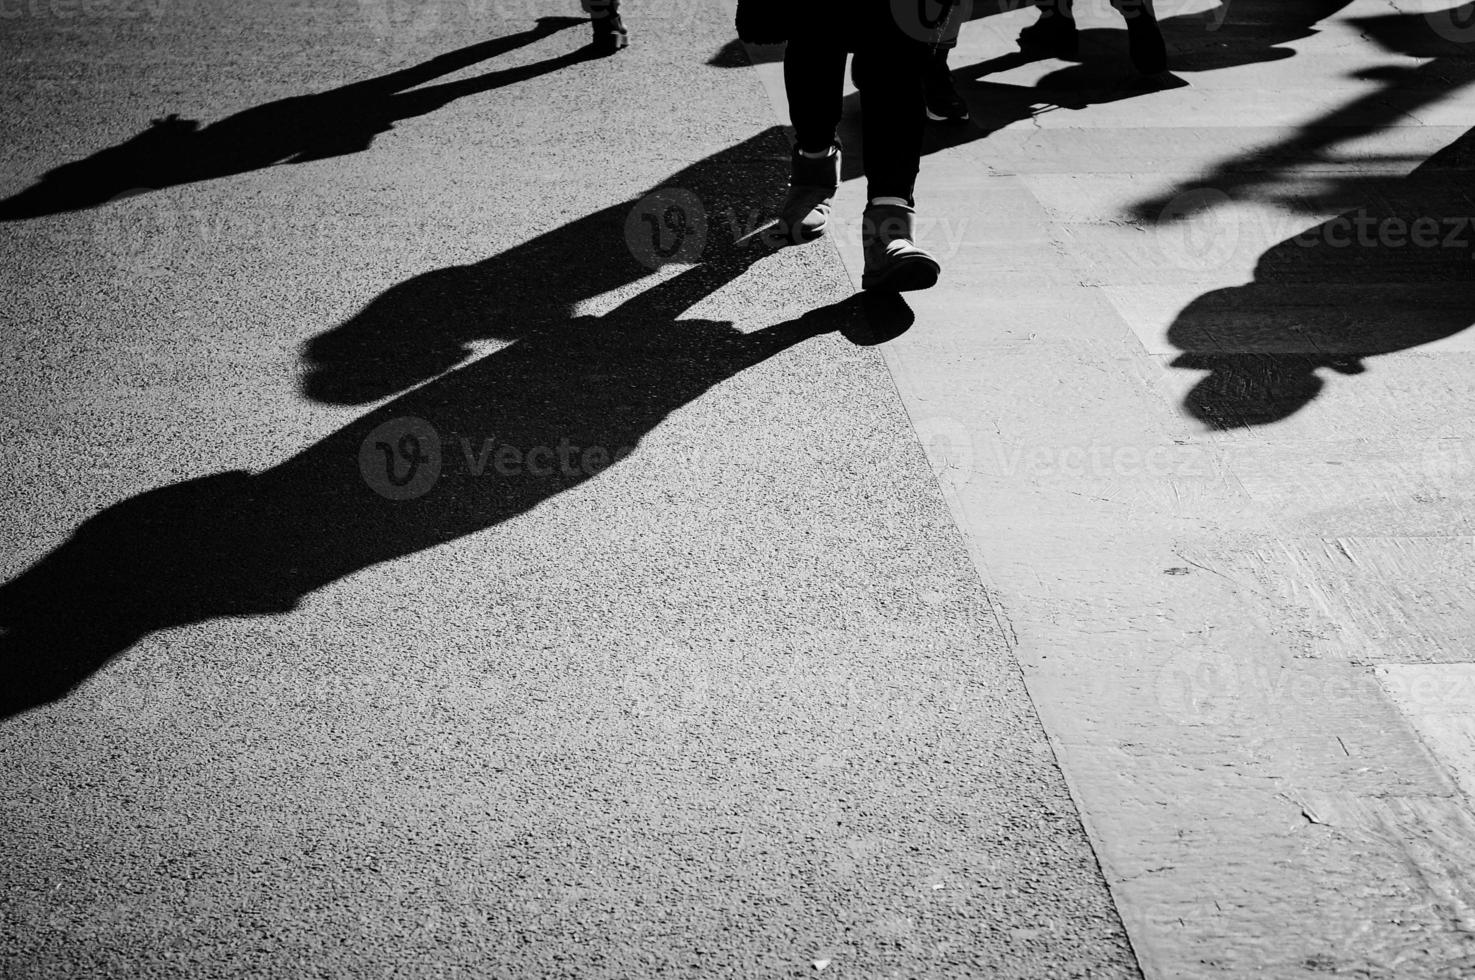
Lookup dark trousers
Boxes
[783,11,930,204]
[582,0,620,18]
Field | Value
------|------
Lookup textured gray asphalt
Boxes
[0,1,1138,977]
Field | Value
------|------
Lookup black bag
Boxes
[734,0,792,45]
[735,0,961,49]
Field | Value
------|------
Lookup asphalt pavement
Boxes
[6,0,1475,977]
[0,1,1136,978]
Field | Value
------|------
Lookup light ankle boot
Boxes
[584,0,627,52]
[778,142,840,244]
[861,202,941,292]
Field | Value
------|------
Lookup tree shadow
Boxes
[1130,2,1474,224]
[0,129,917,718]
[1166,122,1475,428]
[0,16,594,221]
[1142,2,1475,426]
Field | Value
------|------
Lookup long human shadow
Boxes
[0,257,891,718]
[0,16,591,221]
[0,124,919,717]
[1130,1,1475,223]
[1165,121,1475,428]
[303,127,805,406]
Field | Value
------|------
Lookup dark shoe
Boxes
[861,203,941,292]
[590,13,628,53]
[1127,17,1168,74]
[777,142,841,244]
[1017,11,1079,58]
[924,50,969,123]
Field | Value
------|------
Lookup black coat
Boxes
[735,0,961,48]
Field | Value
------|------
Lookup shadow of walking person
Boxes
[0,252,879,718]
[301,127,801,405]
[1166,123,1475,429]
[0,16,591,221]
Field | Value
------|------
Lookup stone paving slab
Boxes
[0,2,1138,978]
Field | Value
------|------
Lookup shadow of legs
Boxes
[0,286,872,718]
[0,17,589,220]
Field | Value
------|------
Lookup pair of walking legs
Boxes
[1017,0,1166,72]
[779,10,942,292]
[989,0,1167,72]
[921,0,1169,122]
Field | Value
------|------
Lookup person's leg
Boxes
[856,7,940,291]
[1018,0,1079,57]
[583,0,627,53]
[784,35,846,154]
[856,2,968,122]
[1110,0,1167,73]
[777,35,847,242]
[856,15,927,205]
[924,4,970,123]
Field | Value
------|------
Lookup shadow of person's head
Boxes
[1166,279,1335,428]
[1162,112,1475,428]
[0,281,901,719]
[1170,349,1331,430]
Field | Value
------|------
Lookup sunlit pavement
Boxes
[2,0,1473,977]
[802,0,1475,976]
